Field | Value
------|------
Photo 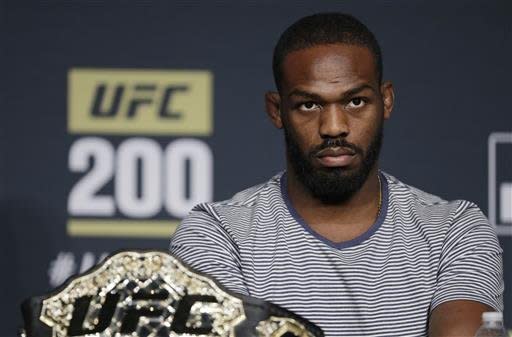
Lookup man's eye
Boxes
[299,102,320,111]
[347,97,365,108]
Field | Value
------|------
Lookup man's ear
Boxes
[265,91,283,129]
[380,81,395,120]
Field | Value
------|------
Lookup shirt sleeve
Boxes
[431,201,504,311]
[169,203,249,296]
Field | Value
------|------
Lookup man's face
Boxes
[267,43,393,203]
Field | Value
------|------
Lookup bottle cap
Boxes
[482,311,503,322]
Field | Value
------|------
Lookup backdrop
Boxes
[2,0,511,335]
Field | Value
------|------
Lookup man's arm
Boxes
[429,300,494,337]
[169,204,249,295]
[428,201,504,337]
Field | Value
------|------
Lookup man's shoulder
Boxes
[177,173,284,244]
[188,172,283,219]
[383,172,491,230]
[384,172,448,206]
[219,172,283,207]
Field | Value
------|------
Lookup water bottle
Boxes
[474,312,507,337]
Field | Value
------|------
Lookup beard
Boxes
[284,123,383,204]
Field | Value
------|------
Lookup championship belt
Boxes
[20,250,324,337]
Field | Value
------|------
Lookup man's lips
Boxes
[315,147,356,167]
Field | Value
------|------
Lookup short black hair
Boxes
[272,13,383,91]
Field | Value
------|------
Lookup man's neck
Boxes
[285,166,381,242]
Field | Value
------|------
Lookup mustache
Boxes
[310,138,363,157]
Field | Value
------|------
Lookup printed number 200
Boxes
[68,137,213,218]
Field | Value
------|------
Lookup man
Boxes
[170,13,503,337]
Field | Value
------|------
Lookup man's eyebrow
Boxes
[287,90,323,100]
[344,84,376,97]
[287,84,377,100]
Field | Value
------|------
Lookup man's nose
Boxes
[319,104,349,139]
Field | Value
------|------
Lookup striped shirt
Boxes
[169,171,503,337]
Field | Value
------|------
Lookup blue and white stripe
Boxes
[170,172,503,337]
